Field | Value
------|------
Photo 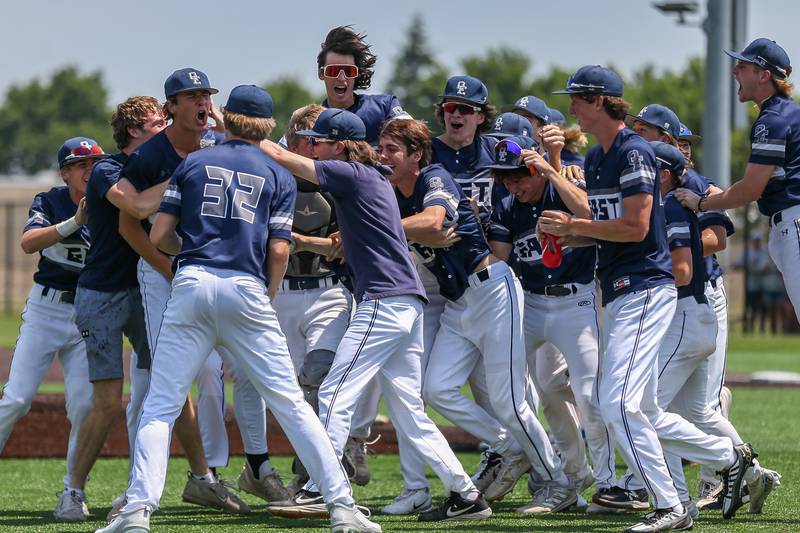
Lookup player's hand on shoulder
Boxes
[75,197,88,225]
[675,188,701,211]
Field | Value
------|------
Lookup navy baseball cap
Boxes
[553,65,624,97]
[549,108,567,128]
[650,141,685,178]
[725,38,791,79]
[678,123,702,144]
[487,113,536,140]
[440,75,489,106]
[224,85,274,119]
[484,135,537,170]
[57,137,106,168]
[512,95,550,123]
[164,68,219,99]
[295,108,366,141]
[625,104,681,140]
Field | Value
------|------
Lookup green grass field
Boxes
[1,314,799,531]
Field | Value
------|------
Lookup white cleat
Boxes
[516,482,578,514]
[107,493,127,521]
[748,467,781,514]
[54,488,89,522]
[381,488,433,515]
[95,507,151,533]
[330,503,382,533]
[483,452,531,501]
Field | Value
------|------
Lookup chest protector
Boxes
[286,185,338,278]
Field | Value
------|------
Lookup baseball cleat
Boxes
[470,450,503,493]
[94,507,150,533]
[181,473,250,514]
[106,493,127,521]
[54,488,89,521]
[237,461,290,502]
[344,436,373,486]
[381,488,433,515]
[747,466,781,514]
[287,455,310,496]
[516,481,578,514]
[722,443,757,519]
[330,503,382,533]
[483,451,531,501]
[591,486,650,510]
[268,489,329,519]
[418,492,492,522]
[623,507,693,533]
[682,499,699,520]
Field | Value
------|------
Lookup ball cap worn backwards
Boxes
[295,108,367,141]
[224,85,274,119]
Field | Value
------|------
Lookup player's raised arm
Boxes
[259,139,318,184]
[105,178,170,220]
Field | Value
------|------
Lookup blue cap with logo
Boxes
[164,68,219,99]
[57,137,106,168]
[224,85,273,119]
[650,141,685,179]
[625,104,681,140]
[512,95,550,123]
[553,65,624,97]
[484,135,537,170]
[440,75,489,106]
[487,113,536,140]
[295,108,366,141]
[548,108,567,128]
[725,38,791,79]
[678,123,702,144]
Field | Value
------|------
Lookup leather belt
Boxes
[530,284,577,297]
[41,286,75,304]
[283,275,339,291]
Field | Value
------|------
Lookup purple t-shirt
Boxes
[315,160,425,303]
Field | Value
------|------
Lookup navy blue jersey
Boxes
[585,128,673,305]
[663,192,706,303]
[489,181,595,291]
[323,93,409,145]
[682,168,735,282]
[749,95,800,216]
[315,160,425,302]
[24,187,90,292]
[561,149,585,168]
[431,135,508,225]
[79,153,141,292]
[395,164,490,301]
[159,140,295,283]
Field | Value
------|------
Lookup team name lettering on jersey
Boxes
[589,190,623,220]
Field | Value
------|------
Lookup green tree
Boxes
[0,66,113,174]
[462,47,532,110]
[384,14,449,132]
[263,77,322,141]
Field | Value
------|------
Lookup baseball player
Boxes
[0,137,104,521]
[486,136,617,511]
[113,68,254,513]
[543,65,755,532]
[260,109,491,523]
[487,112,535,140]
[318,25,411,144]
[98,85,379,533]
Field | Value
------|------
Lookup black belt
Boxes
[41,286,75,304]
[770,211,783,227]
[475,268,490,282]
[709,278,718,289]
[530,284,578,297]
[286,275,339,291]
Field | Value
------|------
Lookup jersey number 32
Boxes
[201,166,265,224]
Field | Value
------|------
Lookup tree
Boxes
[462,48,532,110]
[0,67,113,174]
[263,77,322,141]
[384,14,449,132]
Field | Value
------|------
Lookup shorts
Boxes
[75,286,151,382]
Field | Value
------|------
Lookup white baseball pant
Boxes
[768,204,800,321]
[123,265,353,512]
[704,278,728,412]
[523,283,616,489]
[306,294,475,496]
[423,262,564,482]
[0,284,92,487]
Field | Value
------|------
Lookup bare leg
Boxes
[174,395,211,476]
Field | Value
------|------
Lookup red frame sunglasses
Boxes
[442,101,482,115]
[321,64,359,78]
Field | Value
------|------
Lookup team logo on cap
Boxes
[638,106,648,117]
[494,117,503,130]
[518,96,529,107]
[497,146,508,162]
[188,71,202,85]
[456,80,467,96]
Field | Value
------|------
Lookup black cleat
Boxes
[592,486,650,510]
[722,443,757,519]
[418,492,492,522]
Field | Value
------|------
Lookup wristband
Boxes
[55,216,81,237]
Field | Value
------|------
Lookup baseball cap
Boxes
[57,137,106,168]
[484,135,537,170]
[625,104,681,140]
[487,113,536,140]
[678,123,702,144]
[512,95,550,123]
[553,65,624,97]
[440,75,489,106]
[650,141,685,178]
[548,108,567,128]
[164,68,219,99]
[725,38,791,79]
[295,108,366,141]
[224,85,274,119]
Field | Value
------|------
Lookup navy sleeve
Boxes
[698,209,735,236]
[94,160,122,201]
[488,205,513,244]
[158,161,185,217]
[421,173,459,223]
[315,160,358,196]
[619,144,657,198]
[664,197,692,251]
[386,95,412,119]
[269,170,296,241]
[24,192,53,232]
[748,112,788,167]
[122,150,157,191]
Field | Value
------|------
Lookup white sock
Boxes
[461,489,480,501]
[258,460,275,478]
[192,471,217,484]
[672,503,685,514]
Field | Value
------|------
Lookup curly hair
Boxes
[111,96,163,150]
[317,26,376,91]
[575,94,630,121]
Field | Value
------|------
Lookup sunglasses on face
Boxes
[321,64,359,78]
[495,139,525,166]
[71,144,103,157]
[442,102,482,115]
[309,137,337,146]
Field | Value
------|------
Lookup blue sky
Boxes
[2,0,796,105]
